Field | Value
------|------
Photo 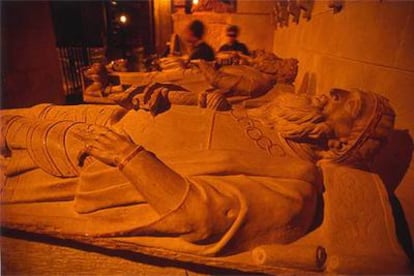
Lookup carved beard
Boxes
[248,93,332,140]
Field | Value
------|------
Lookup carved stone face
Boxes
[313,88,395,165]
[252,89,394,164]
[85,63,108,84]
[318,89,362,139]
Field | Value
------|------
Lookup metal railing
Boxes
[57,47,105,95]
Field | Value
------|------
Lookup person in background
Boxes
[218,25,249,56]
[183,20,215,61]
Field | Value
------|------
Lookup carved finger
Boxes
[86,143,111,157]
[92,126,115,138]
[88,140,110,152]
[92,125,110,132]
[76,129,97,144]
[85,146,116,166]
[206,93,231,111]
[113,128,134,144]
[100,128,129,142]
[71,126,95,140]
[94,134,113,146]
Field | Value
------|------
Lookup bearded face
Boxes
[321,89,363,139]
[85,63,109,85]
[251,89,366,139]
[249,89,395,166]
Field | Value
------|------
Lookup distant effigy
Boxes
[82,50,298,104]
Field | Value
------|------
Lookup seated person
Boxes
[218,25,249,56]
[183,20,215,62]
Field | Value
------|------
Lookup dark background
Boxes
[1,0,155,108]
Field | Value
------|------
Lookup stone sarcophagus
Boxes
[0,86,412,274]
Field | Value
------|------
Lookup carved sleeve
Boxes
[119,150,316,253]
[119,150,242,245]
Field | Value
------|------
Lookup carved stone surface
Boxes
[82,55,298,105]
[82,63,124,104]
[192,0,236,13]
[1,234,207,275]
[272,1,414,247]
[1,88,411,273]
[272,0,314,28]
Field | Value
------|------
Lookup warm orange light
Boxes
[192,0,199,5]
[120,15,127,24]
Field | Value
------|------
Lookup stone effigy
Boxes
[82,52,298,104]
[0,88,411,273]
[83,63,123,98]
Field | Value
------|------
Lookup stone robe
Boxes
[1,105,318,255]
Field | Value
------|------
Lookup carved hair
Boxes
[250,90,395,167]
[322,89,395,167]
[249,92,332,140]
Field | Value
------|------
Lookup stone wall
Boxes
[272,0,414,244]
[153,0,173,53]
[172,1,274,53]
[1,1,65,108]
